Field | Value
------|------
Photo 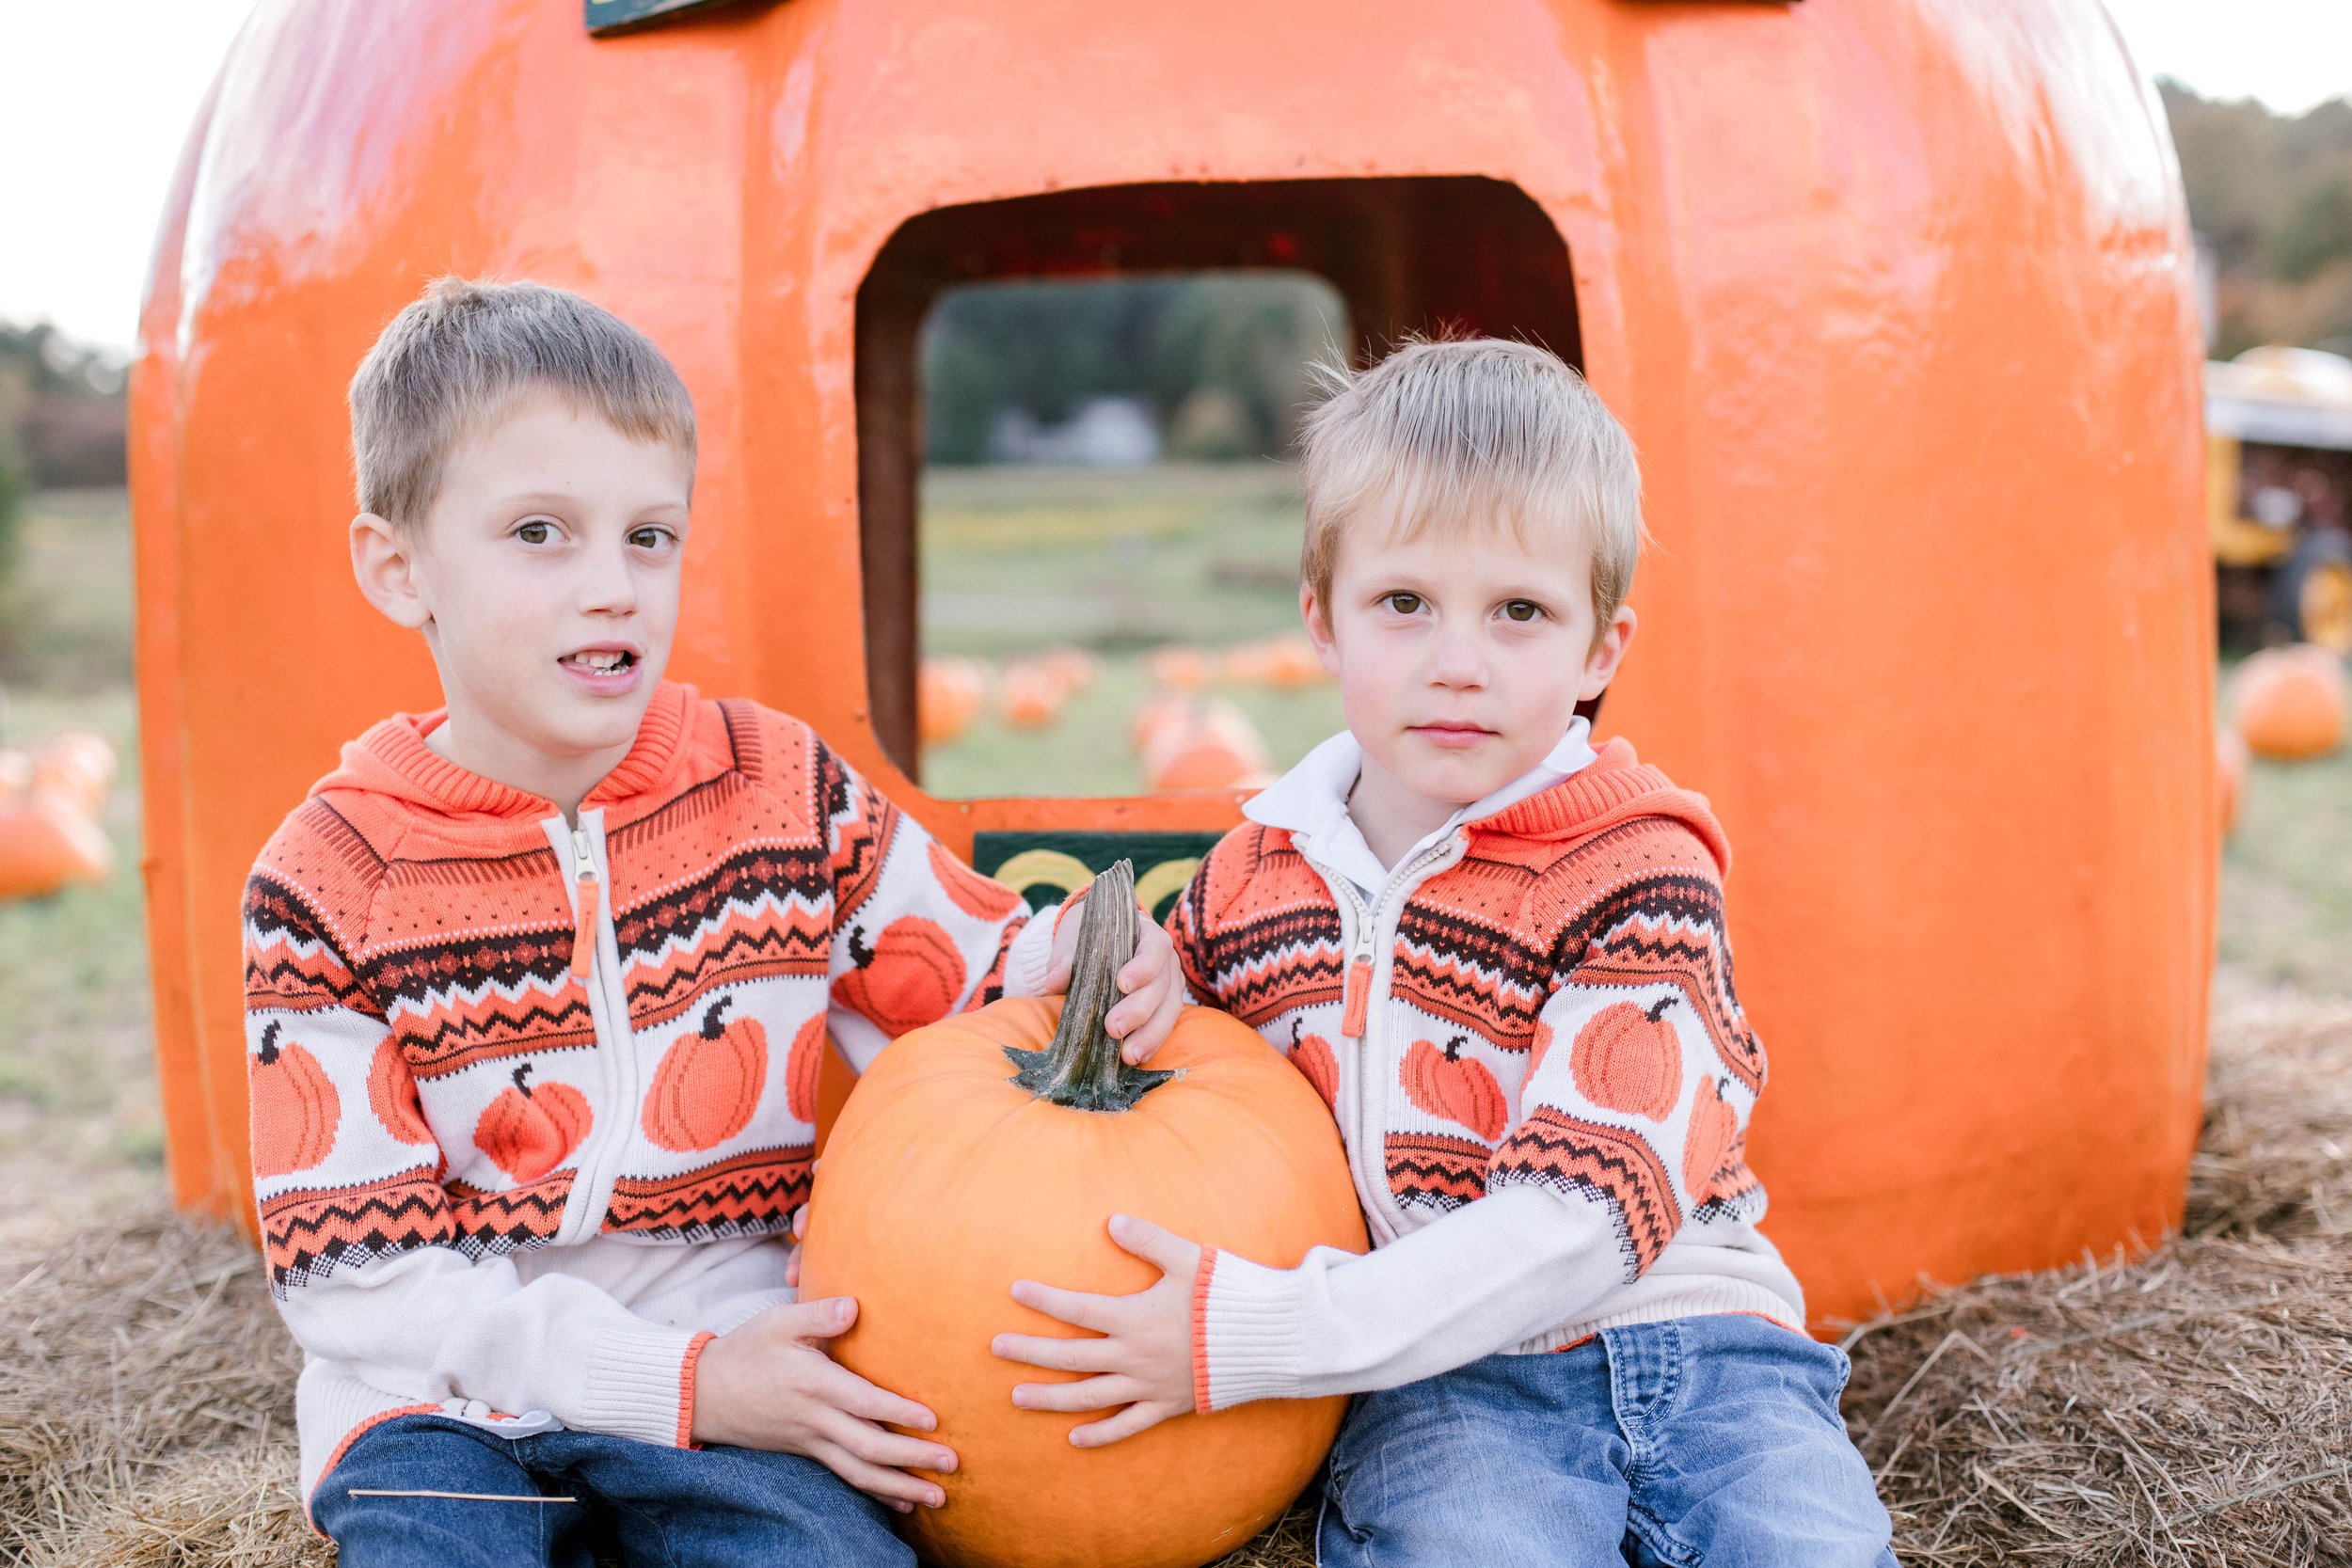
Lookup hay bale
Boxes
[5,990,2346,1567]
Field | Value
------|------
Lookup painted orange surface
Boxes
[132,0,2213,1326]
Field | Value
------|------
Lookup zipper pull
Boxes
[569,822,600,981]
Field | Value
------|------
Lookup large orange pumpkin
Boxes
[801,864,1367,1568]
[643,994,769,1153]
[2229,644,2348,761]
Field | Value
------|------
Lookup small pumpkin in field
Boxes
[1142,699,1270,792]
[919,657,990,746]
[1258,634,1327,689]
[2217,726,2249,837]
[0,791,113,900]
[251,1022,342,1178]
[1401,1036,1507,1141]
[0,748,30,804]
[802,863,1368,1568]
[30,730,117,816]
[998,661,1068,729]
[1145,644,1210,690]
[1038,644,1100,694]
[475,1063,593,1182]
[1569,998,1682,1121]
[644,995,769,1153]
[2229,643,2347,760]
[835,916,966,1035]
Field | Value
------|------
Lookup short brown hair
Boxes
[349,277,697,528]
[1298,338,1645,635]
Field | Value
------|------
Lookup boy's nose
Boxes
[1426,628,1489,688]
[577,545,640,615]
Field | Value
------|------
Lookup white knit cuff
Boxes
[1198,1249,1308,1409]
[1000,903,1064,998]
[580,1318,706,1448]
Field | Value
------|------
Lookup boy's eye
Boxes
[1382,593,1423,615]
[1501,600,1546,623]
[629,526,673,550]
[516,520,552,545]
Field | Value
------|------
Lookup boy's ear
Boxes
[350,513,432,630]
[1300,583,1341,677]
[1579,605,1638,702]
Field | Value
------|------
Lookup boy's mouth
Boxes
[558,646,644,689]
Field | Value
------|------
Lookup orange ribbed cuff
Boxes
[676,1331,717,1448]
[1190,1246,1220,1415]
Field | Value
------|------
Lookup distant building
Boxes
[991,396,1161,467]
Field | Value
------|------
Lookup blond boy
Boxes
[242,278,1183,1567]
[993,340,1897,1565]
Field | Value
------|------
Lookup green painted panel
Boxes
[585,0,757,37]
[973,830,1225,921]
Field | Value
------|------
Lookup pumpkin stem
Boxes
[1005,860,1177,1113]
[258,1022,281,1066]
[847,926,875,968]
[513,1063,534,1096]
[701,994,734,1038]
[1444,1035,1467,1061]
[1645,997,1677,1022]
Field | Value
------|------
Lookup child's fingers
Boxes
[1009,1373,1139,1413]
[1106,1212,1199,1275]
[1009,1278,1121,1332]
[989,1329,1124,1373]
[820,1408,958,1477]
[816,1360,942,1433]
[813,1440,945,1511]
[776,1295,858,1340]
[1069,1399,1183,1448]
[1119,983,1185,1066]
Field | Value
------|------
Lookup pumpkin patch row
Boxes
[916,635,1328,751]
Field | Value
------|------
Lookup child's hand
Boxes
[691,1297,956,1512]
[1044,897,1187,1065]
[990,1214,1201,1447]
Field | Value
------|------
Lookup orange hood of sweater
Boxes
[1475,736,1730,875]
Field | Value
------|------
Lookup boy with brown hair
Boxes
[992,340,1897,1564]
[243,277,1184,1566]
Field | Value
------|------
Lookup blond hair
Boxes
[349,277,696,529]
[1298,338,1644,635]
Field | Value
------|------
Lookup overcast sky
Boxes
[2,0,2348,354]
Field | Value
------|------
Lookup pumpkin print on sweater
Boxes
[366,1038,435,1147]
[835,917,966,1036]
[1683,1076,1739,1205]
[475,1063,593,1183]
[928,840,1023,920]
[643,994,769,1154]
[786,1013,827,1124]
[1569,998,1683,1121]
[252,1022,341,1179]
[1402,1036,1507,1142]
[1287,1020,1339,1114]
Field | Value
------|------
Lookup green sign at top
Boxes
[585,0,760,36]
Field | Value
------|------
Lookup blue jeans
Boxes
[314,1414,913,1568]
[1319,1315,1898,1567]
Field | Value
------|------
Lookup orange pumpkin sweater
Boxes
[1166,732,1807,1410]
[241,682,1052,1507]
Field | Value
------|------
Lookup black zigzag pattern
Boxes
[604,1149,813,1243]
[1490,1107,1681,1277]
[262,1174,453,1297]
[1392,901,1554,1037]
[1385,1131,1492,1214]
[614,846,833,965]
[242,873,373,1011]
[1565,878,1763,1094]
[446,1178,571,1259]
[1202,907,1347,1022]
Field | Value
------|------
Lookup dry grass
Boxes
[10,990,2352,1566]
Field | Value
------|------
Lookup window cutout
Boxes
[856,177,1582,796]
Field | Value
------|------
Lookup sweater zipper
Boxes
[1320,832,1465,1243]
[550,812,639,1247]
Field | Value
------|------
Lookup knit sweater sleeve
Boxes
[1193,833,1774,1408]
[243,837,707,1452]
[806,734,1049,1068]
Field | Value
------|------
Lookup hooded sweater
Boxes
[1165,732,1806,1411]
[240,683,1057,1504]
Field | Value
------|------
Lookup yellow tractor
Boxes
[2208,345,2352,656]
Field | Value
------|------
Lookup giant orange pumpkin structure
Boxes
[801,863,1368,1568]
[135,0,2210,1325]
